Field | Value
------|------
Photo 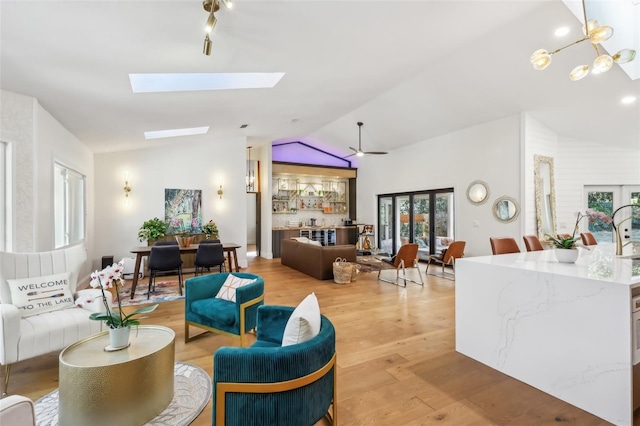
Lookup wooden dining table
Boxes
[128,242,242,299]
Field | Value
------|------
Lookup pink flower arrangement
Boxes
[583,209,612,224]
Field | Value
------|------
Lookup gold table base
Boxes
[58,325,175,426]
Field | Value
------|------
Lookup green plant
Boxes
[137,217,167,242]
[84,261,158,328]
[202,220,219,237]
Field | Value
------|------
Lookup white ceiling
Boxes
[1,1,639,157]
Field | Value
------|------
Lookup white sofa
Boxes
[0,244,111,394]
[0,395,35,425]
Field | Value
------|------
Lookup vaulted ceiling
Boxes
[1,1,638,156]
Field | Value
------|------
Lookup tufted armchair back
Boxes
[212,305,337,426]
[0,244,86,304]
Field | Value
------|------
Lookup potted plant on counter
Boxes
[545,209,611,263]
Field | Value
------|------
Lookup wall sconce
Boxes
[217,184,223,199]
[124,173,132,206]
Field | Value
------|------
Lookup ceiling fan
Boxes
[345,122,388,158]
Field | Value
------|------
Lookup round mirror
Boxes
[466,180,490,205]
[493,196,520,223]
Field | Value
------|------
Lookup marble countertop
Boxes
[459,243,640,286]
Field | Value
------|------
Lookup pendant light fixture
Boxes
[530,0,636,80]
[201,0,232,56]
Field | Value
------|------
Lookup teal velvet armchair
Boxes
[184,273,264,346]
[213,305,337,425]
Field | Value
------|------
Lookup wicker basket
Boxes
[333,257,352,284]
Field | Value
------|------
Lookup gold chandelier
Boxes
[202,0,233,56]
[530,0,636,81]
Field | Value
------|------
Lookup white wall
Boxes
[35,105,94,255]
[0,90,94,263]
[356,114,522,257]
[0,90,94,285]
[93,137,248,270]
[0,90,35,252]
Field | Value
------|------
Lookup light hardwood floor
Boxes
[3,257,612,425]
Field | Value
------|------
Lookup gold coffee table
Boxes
[58,325,175,426]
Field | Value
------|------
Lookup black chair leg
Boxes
[178,267,183,296]
[147,271,155,300]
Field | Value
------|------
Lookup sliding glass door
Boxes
[377,188,454,258]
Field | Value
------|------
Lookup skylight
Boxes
[144,126,210,140]
[129,73,286,93]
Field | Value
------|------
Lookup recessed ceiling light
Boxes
[129,73,286,93]
[144,126,209,140]
[555,27,570,37]
[240,124,249,129]
[621,96,637,104]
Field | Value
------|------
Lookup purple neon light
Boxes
[272,142,351,168]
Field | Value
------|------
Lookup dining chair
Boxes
[194,243,226,276]
[148,245,183,299]
[490,237,521,255]
[426,241,466,280]
[199,239,221,244]
[580,232,598,245]
[523,235,544,252]
[378,243,423,287]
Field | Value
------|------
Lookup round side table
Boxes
[58,325,175,426]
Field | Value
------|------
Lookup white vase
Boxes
[109,326,131,349]
[555,248,579,263]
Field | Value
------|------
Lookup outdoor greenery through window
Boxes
[54,163,86,248]
[586,186,640,243]
[378,188,454,256]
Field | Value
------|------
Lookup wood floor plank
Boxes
[1,256,613,425]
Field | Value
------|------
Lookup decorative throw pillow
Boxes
[214,274,256,302]
[7,272,74,318]
[282,292,321,347]
[291,237,310,243]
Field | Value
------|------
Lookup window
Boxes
[54,163,86,248]
[378,188,454,257]
[585,185,640,243]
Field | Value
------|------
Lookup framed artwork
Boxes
[165,189,202,234]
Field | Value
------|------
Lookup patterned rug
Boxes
[34,361,211,426]
[118,281,184,308]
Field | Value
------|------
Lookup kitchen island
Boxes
[456,244,640,425]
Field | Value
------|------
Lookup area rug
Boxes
[118,281,184,308]
[34,361,211,426]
